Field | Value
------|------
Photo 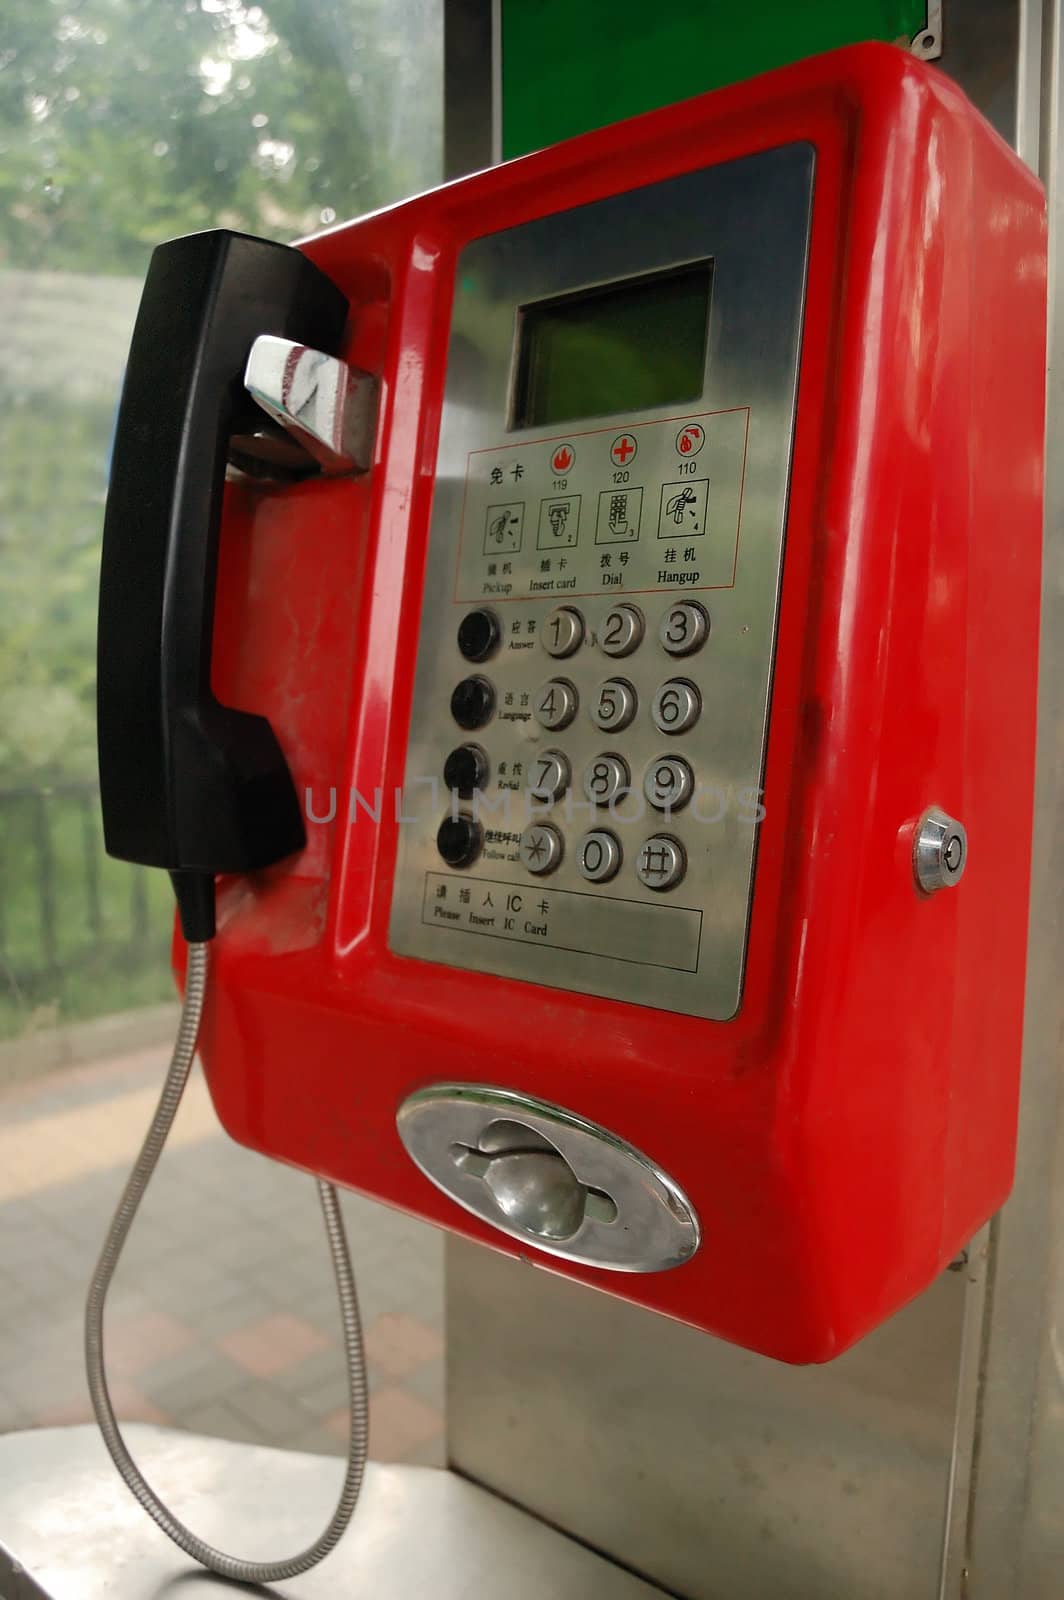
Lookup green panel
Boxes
[501,0,927,157]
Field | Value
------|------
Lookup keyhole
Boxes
[450,1119,618,1241]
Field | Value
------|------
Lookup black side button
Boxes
[450,676,495,730]
[437,814,483,868]
[457,609,501,663]
[444,744,489,797]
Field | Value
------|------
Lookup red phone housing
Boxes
[190,43,1046,1362]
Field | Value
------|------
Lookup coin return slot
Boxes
[449,1119,618,1241]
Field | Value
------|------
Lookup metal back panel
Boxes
[443,5,1064,1599]
[447,1237,971,1600]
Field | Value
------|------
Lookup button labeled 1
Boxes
[543,606,584,658]
[591,678,637,732]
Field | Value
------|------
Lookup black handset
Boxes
[97,229,348,940]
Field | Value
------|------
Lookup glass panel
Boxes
[0,0,444,1469]
[0,0,442,1047]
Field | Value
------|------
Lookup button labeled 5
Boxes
[591,678,637,732]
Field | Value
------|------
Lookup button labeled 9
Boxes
[644,755,694,812]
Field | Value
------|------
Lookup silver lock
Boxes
[396,1085,700,1272]
[913,807,968,894]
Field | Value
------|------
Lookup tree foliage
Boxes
[0,0,442,275]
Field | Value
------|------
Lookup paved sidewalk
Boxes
[0,1043,445,1464]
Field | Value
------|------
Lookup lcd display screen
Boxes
[511,261,712,430]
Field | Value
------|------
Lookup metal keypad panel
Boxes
[389,144,813,1020]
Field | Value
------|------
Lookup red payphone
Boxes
[98,42,1046,1376]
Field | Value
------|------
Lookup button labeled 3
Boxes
[659,601,709,657]
[520,823,563,875]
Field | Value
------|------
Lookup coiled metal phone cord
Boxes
[84,941,369,1583]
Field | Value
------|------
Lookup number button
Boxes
[582,753,630,807]
[599,603,644,658]
[528,749,570,803]
[644,756,694,812]
[635,835,686,891]
[533,678,577,730]
[651,679,700,735]
[659,601,709,657]
[543,606,584,658]
[577,830,622,883]
[519,823,563,875]
[590,678,637,732]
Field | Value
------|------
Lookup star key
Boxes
[519,824,563,875]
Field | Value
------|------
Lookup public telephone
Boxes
[98,42,1046,1375]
